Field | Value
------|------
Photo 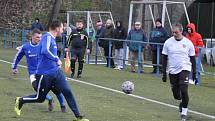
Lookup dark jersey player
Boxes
[65,20,90,78]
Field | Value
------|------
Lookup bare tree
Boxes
[48,0,62,29]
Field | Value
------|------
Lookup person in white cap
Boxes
[127,21,147,73]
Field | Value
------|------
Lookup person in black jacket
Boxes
[96,19,115,68]
[65,20,90,78]
[113,21,127,70]
[149,18,169,73]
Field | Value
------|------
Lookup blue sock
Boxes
[46,94,53,101]
[56,93,65,106]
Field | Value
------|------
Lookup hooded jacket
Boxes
[186,23,204,56]
[113,21,127,49]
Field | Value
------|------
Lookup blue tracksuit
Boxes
[20,32,81,118]
[12,41,65,106]
[12,42,39,75]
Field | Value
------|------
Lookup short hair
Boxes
[49,20,62,30]
[35,18,39,21]
[32,29,41,35]
[172,23,183,32]
[76,20,84,23]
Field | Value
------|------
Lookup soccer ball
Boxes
[122,81,134,94]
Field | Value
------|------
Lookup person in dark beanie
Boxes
[113,21,127,70]
[149,18,169,73]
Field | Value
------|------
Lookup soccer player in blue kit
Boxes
[12,29,66,112]
[14,21,89,121]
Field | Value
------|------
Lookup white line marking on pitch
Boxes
[0,59,214,119]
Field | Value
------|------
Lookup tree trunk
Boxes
[48,0,62,29]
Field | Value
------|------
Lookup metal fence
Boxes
[1,29,215,85]
[0,28,30,48]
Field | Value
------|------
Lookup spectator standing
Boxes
[31,18,44,31]
[185,23,204,84]
[97,19,115,68]
[149,18,169,73]
[127,22,147,73]
[113,21,127,70]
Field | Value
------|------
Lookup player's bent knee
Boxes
[37,96,46,103]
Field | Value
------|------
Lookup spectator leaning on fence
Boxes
[31,18,44,31]
[127,21,147,73]
[98,19,115,68]
[149,18,169,73]
[113,21,127,70]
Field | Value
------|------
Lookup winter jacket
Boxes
[113,21,127,49]
[149,26,169,49]
[185,23,204,56]
[96,26,105,47]
[98,25,114,48]
[31,22,44,31]
[127,28,147,52]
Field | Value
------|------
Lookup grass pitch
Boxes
[0,48,214,121]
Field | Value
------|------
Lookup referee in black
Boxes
[65,20,90,78]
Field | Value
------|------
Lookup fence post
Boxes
[4,31,7,48]
[108,40,112,68]
[138,43,142,74]
[14,30,18,48]
[156,44,160,76]
[95,38,99,65]
[123,41,127,69]
[8,31,11,47]
[196,47,202,85]
[22,29,26,44]
[61,34,66,59]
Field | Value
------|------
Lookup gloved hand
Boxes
[162,73,167,82]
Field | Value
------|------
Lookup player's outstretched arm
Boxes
[12,45,25,73]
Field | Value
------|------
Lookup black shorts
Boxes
[70,48,85,61]
[31,78,61,95]
[169,70,190,86]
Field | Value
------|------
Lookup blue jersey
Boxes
[36,32,59,75]
[12,41,40,75]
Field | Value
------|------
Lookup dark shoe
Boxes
[130,70,136,73]
[151,69,156,74]
[139,70,144,73]
[71,73,75,78]
[77,74,81,78]
[48,99,54,111]
[61,106,66,113]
